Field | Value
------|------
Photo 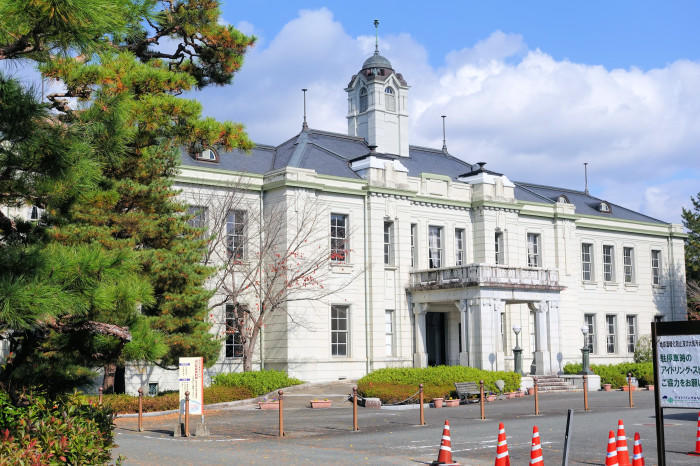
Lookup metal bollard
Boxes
[534,380,540,415]
[628,372,634,408]
[419,384,425,426]
[137,387,143,432]
[278,390,284,437]
[352,386,359,431]
[479,380,485,421]
[184,391,190,437]
[583,374,589,411]
[98,387,103,406]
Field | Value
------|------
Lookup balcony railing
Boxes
[409,264,561,290]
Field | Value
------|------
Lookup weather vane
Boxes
[374,19,379,54]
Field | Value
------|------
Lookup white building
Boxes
[62,48,684,393]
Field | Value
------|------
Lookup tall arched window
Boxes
[359,88,368,112]
[384,86,395,112]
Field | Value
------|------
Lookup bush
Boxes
[212,369,303,396]
[634,335,652,363]
[357,366,521,403]
[84,385,253,414]
[562,362,654,389]
[0,389,115,464]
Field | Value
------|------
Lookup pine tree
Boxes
[1,0,254,392]
[682,192,700,282]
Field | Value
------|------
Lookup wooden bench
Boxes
[454,382,480,402]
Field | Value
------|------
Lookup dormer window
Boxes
[196,148,219,162]
[359,88,368,113]
[598,201,611,213]
[384,87,395,112]
[557,194,570,204]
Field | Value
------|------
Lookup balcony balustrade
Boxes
[409,264,561,290]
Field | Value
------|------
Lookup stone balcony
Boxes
[408,264,563,291]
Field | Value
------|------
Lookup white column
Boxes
[546,299,562,374]
[413,303,428,368]
[473,298,497,370]
[494,300,506,371]
[456,299,469,366]
[532,301,550,375]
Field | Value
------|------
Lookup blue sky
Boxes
[190,1,700,224]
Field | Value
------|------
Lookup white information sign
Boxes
[656,335,700,408]
[178,357,204,415]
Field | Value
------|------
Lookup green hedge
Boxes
[0,390,115,464]
[563,362,653,388]
[212,369,303,396]
[357,366,521,403]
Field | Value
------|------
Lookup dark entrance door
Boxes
[426,312,446,366]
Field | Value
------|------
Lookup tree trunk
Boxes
[102,362,117,393]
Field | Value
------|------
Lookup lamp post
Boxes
[513,325,523,375]
[580,325,593,375]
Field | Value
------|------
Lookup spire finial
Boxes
[441,115,448,153]
[302,88,308,131]
[584,162,589,194]
[373,19,380,55]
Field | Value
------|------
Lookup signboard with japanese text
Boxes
[178,357,204,415]
[656,334,700,408]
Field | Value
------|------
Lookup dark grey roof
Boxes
[515,182,667,224]
[179,128,667,225]
[362,53,393,70]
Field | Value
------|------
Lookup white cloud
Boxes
[162,9,700,224]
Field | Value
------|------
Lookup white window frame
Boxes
[187,205,208,231]
[606,314,617,354]
[495,231,504,265]
[225,303,244,358]
[455,228,465,266]
[331,305,349,357]
[384,87,396,112]
[626,315,637,353]
[623,247,635,284]
[385,310,394,357]
[410,223,417,269]
[330,213,349,264]
[581,243,593,281]
[527,233,540,267]
[651,249,662,285]
[359,88,368,113]
[226,210,246,260]
[384,221,394,266]
[584,314,596,354]
[603,245,615,282]
[428,225,443,269]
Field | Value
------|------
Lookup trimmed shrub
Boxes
[0,390,115,464]
[357,366,520,403]
[212,369,303,396]
[563,362,653,388]
[84,385,253,414]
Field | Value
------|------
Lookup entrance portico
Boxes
[408,264,564,375]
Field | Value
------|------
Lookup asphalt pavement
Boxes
[113,386,699,465]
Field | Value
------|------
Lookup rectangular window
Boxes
[385,310,394,356]
[384,221,394,266]
[225,304,244,358]
[187,205,207,230]
[626,315,637,353]
[606,314,617,354]
[651,250,661,285]
[331,305,349,356]
[455,228,465,266]
[428,226,443,269]
[623,247,634,283]
[603,245,615,282]
[495,231,504,265]
[584,314,596,354]
[226,210,246,260]
[581,243,593,281]
[330,214,348,264]
[410,223,417,269]
[527,233,540,267]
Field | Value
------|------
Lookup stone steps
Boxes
[534,375,577,392]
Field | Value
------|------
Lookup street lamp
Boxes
[512,325,523,375]
[580,325,593,375]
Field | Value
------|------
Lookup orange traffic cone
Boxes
[689,411,700,456]
[606,430,619,466]
[495,422,510,466]
[431,419,460,465]
[632,432,645,466]
[530,425,544,466]
[616,419,630,466]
